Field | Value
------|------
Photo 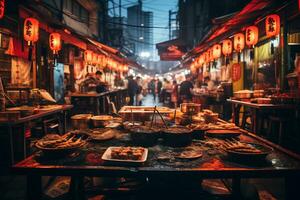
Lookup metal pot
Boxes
[71,114,92,130]
[180,103,201,115]
[91,115,113,127]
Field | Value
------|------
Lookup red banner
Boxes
[232,63,241,82]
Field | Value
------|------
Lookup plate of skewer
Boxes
[222,139,273,160]
[35,132,88,154]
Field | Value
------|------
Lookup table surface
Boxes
[70,89,127,98]
[227,99,298,109]
[0,105,73,125]
[12,128,300,178]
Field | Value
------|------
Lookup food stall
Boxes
[12,104,300,200]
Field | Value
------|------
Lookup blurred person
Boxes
[204,76,216,91]
[127,75,138,105]
[95,71,108,93]
[157,79,163,102]
[136,76,143,106]
[171,80,178,108]
[179,76,194,103]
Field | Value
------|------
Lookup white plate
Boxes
[101,147,148,163]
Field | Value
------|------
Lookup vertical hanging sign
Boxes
[232,63,241,82]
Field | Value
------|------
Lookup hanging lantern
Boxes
[92,53,98,65]
[233,33,245,52]
[190,63,196,73]
[222,39,232,56]
[0,0,5,19]
[208,48,214,62]
[265,14,280,38]
[198,55,204,67]
[49,33,61,54]
[212,44,221,59]
[23,18,39,45]
[204,51,209,64]
[84,50,93,63]
[245,26,258,47]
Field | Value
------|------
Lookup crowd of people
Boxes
[126,75,200,107]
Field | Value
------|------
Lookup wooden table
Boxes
[12,129,300,200]
[0,105,73,166]
[227,99,298,133]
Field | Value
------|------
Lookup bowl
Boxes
[91,115,113,127]
[130,126,160,147]
[163,126,192,147]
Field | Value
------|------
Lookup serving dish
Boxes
[35,133,87,154]
[233,90,253,99]
[102,147,148,163]
[88,128,117,141]
[205,129,242,138]
[91,115,113,127]
[225,142,273,160]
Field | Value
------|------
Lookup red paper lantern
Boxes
[208,48,214,62]
[222,39,232,56]
[212,44,221,59]
[233,33,245,52]
[49,33,61,54]
[204,51,209,64]
[84,50,93,63]
[245,26,258,47]
[0,0,5,19]
[198,55,204,67]
[265,14,280,38]
[23,18,39,45]
[92,53,98,65]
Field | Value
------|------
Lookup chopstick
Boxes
[156,109,168,129]
[150,106,157,128]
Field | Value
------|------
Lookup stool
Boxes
[267,116,290,145]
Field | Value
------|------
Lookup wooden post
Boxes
[280,13,288,90]
[32,44,37,88]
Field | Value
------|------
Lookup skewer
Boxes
[156,108,168,129]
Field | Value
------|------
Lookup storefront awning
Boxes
[188,0,290,56]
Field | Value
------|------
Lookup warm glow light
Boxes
[208,48,214,62]
[0,0,5,19]
[49,33,61,54]
[92,53,98,65]
[245,26,258,47]
[23,18,39,45]
[233,33,245,52]
[84,50,93,63]
[265,14,280,38]
[222,39,232,56]
[212,44,221,59]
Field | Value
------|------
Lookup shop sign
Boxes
[232,63,241,82]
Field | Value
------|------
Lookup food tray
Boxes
[102,147,148,163]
